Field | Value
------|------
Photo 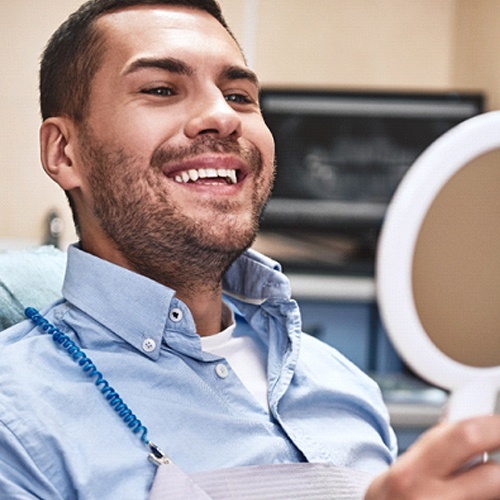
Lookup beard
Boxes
[78,125,274,291]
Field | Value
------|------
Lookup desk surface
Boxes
[376,374,448,428]
[288,274,376,302]
[387,402,445,427]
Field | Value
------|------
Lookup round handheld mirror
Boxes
[376,111,500,423]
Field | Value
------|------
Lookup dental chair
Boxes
[0,245,66,331]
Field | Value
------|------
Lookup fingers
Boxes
[365,416,500,500]
[408,415,500,477]
[366,460,500,500]
[451,460,500,500]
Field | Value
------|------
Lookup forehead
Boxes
[95,5,245,70]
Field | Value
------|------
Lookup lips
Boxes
[164,154,248,186]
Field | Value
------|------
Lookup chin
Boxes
[199,216,259,252]
[205,230,256,254]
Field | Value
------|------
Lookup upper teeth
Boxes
[174,168,237,185]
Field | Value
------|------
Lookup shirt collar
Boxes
[62,245,195,360]
[222,248,291,304]
[62,245,292,360]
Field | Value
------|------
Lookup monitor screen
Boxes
[255,89,484,275]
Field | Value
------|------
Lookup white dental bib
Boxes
[148,461,373,499]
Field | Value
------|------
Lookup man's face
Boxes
[73,6,275,277]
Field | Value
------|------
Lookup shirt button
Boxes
[169,308,183,322]
[142,338,157,353]
[215,363,229,379]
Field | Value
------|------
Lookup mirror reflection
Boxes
[412,149,500,367]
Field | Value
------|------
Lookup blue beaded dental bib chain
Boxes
[25,307,170,466]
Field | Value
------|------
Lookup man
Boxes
[1,0,500,498]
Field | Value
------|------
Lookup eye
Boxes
[141,86,176,97]
[225,92,253,105]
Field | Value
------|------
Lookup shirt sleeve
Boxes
[0,420,66,500]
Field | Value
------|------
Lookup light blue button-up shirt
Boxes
[0,245,396,499]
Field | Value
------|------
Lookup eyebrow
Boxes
[123,57,259,87]
[124,57,193,76]
[221,65,259,87]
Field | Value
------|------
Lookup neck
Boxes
[156,259,230,336]
[79,230,238,337]
[176,286,224,336]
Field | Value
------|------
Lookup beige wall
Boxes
[453,0,500,110]
[0,0,498,247]
[0,1,84,247]
[255,0,455,89]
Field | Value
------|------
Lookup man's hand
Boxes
[366,415,500,499]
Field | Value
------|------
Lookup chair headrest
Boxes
[0,246,66,330]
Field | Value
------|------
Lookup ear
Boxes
[40,117,83,190]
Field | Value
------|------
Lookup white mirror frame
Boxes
[376,111,500,421]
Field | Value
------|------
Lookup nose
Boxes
[184,89,242,139]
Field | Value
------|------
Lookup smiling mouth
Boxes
[173,168,238,185]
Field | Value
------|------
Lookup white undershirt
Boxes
[200,305,269,412]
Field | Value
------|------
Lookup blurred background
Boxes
[1,0,499,451]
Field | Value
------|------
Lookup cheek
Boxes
[252,122,275,171]
[262,132,276,181]
[90,108,179,153]
[264,132,276,164]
